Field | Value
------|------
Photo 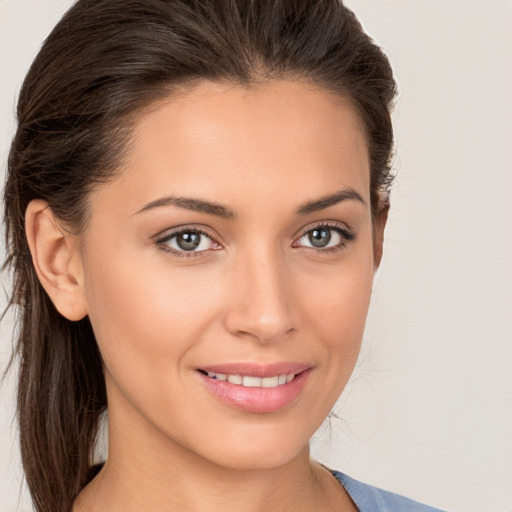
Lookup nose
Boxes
[222,249,296,344]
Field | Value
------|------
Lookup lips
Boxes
[196,362,312,413]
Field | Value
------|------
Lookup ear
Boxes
[373,201,389,271]
[25,199,88,321]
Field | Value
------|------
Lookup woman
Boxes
[2,1,446,511]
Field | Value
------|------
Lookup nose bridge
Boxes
[224,244,295,343]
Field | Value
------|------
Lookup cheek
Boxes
[298,244,375,384]
[280,246,375,433]
[82,249,223,385]
[302,252,374,342]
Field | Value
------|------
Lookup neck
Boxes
[81,439,320,511]
[73,384,354,512]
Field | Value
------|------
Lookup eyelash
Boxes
[155,226,218,259]
[155,222,356,260]
[293,222,356,254]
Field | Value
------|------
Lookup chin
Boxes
[202,440,309,472]
[171,418,314,472]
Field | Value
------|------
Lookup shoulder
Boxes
[331,470,447,512]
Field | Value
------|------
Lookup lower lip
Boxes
[197,369,312,413]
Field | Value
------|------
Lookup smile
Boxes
[196,363,312,413]
[199,370,296,388]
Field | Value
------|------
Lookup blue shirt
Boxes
[332,470,446,512]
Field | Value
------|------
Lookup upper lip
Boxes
[197,362,311,378]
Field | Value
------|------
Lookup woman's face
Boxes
[80,80,380,470]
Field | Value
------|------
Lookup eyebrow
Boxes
[134,188,366,218]
[134,196,235,219]
[296,188,366,215]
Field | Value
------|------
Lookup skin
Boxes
[25,79,387,511]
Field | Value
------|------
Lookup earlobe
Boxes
[373,202,389,270]
[25,199,88,321]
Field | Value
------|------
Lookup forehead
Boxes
[92,79,370,218]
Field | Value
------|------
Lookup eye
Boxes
[293,224,355,251]
[156,228,220,257]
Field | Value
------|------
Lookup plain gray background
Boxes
[1,1,511,511]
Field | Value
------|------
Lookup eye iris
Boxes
[177,232,201,251]
[308,228,331,248]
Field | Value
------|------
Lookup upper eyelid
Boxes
[294,220,354,240]
[154,224,219,243]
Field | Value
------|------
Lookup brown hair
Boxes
[2,1,397,511]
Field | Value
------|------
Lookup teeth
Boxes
[262,376,279,388]
[207,371,227,380]
[204,371,296,387]
[243,376,262,387]
[227,374,243,385]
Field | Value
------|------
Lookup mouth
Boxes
[195,363,312,413]
[197,369,297,388]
